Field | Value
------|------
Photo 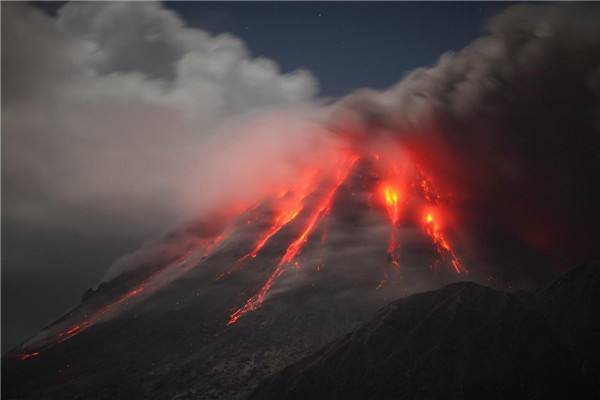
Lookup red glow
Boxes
[216,171,322,282]
[378,181,404,267]
[369,150,467,278]
[380,182,402,225]
[228,155,359,324]
[415,165,442,203]
[18,352,40,361]
[245,170,319,260]
[21,230,231,358]
[20,133,474,356]
[422,209,465,273]
[280,155,359,265]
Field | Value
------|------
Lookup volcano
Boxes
[3,152,484,399]
[5,2,600,399]
[3,148,584,400]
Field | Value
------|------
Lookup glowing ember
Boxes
[378,181,404,267]
[228,155,359,324]
[19,138,472,358]
[280,155,359,265]
[415,166,442,203]
[217,170,320,280]
[21,230,230,357]
[422,210,465,273]
[18,352,40,361]
[244,171,319,261]
[382,184,401,224]
[387,229,400,267]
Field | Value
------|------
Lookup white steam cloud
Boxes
[3,2,322,237]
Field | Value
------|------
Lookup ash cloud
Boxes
[332,3,600,281]
[2,2,328,351]
[4,2,600,352]
[3,2,322,232]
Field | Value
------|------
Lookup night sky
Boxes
[165,2,508,97]
[3,1,517,353]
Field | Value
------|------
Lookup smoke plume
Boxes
[331,3,600,282]
[4,2,600,352]
[2,2,326,351]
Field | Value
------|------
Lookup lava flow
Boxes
[217,170,319,280]
[66,231,229,339]
[16,231,229,360]
[228,154,359,324]
[379,181,403,266]
[243,170,320,260]
[18,137,471,358]
[18,352,40,361]
[422,209,465,273]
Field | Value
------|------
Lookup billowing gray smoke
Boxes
[332,3,600,282]
[1,2,327,352]
[4,2,600,352]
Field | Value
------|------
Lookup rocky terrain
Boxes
[3,162,468,400]
[250,263,600,399]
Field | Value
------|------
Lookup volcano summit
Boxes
[4,2,600,400]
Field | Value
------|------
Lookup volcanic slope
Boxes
[3,160,473,400]
[249,263,600,400]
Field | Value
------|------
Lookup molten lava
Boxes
[18,352,40,361]
[228,155,359,324]
[17,230,230,360]
[382,183,401,225]
[422,209,465,274]
[18,138,471,358]
[244,170,319,261]
[217,170,320,281]
[59,231,229,341]
[379,182,403,267]
[415,165,442,203]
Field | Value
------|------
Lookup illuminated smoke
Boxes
[228,154,359,324]
[330,3,600,278]
[16,138,470,359]
[216,169,320,280]
[16,141,471,360]
[17,2,600,361]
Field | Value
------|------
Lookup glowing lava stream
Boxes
[217,171,319,280]
[228,155,359,325]
[383,185,401,224]
[17,148,471,358]
[422,211,465,274]
[379,182,403,267]
[18,351,40,361]
[243,172,320,261]
[17,231,229,360]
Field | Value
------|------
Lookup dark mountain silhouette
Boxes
[2,162,585,400]
[249,263,600,400]
[2,165,468,400]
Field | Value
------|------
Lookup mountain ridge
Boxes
[249,263,600,400]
